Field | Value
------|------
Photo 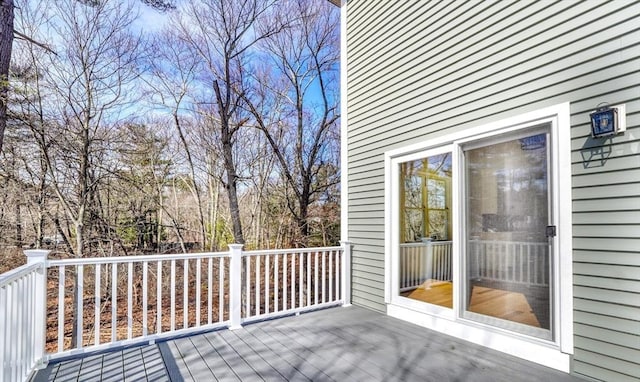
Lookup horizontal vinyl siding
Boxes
[346,0,640,380]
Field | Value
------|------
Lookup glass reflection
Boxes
[465,132,552,335]
[399,153,453,308]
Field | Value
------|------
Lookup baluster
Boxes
[111,264,117,342]
[6,281,14,377]
[265,255,270,315]
[416,247,420,284]
[529,245,539,284]
[336,250,341,300]
[544,245,548,285]
[218,257,224,322]
[283,253,287,310]
[95,264,101,345]
[448,244,452,280]
[143,261,148,336]
[156,261,162,334]
[322,251,326,303]
[299,252,303,308]
[24,276,31,379]
[526,245,531,285]
[196,258,201,327]
[402,248,407,288]
[275,254,280,312]
[183,259,189,329]
[256,255,261,316]
[170,260,176,331]
[435,247,440,281]
[329,250,333,302]
[127,262,133,340]
[314,252,319,305]
[407,247,412,286]
[290,252,295,309]
[506,243,512,281]
[246,256,251,317]
[208,257,213,325]
[58,265,65,352]
[306,252,311,307]
[77,265,84,348]
[17,277,24,377]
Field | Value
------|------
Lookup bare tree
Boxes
[41,0,144,260]
[9,0,62,250]
[244,0,340,246]
[0,0,175,154]
[173,0,285,245]
[144,30,209,250]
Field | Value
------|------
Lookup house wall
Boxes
[345,1,640,381]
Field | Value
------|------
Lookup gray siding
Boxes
[346,0,640,381]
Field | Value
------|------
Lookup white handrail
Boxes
[47,250,229,266]
[0,243,350,381]
[0,263,41,285]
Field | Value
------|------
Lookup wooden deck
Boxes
[31,305,584,382]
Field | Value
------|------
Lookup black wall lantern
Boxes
[590,104,626,138]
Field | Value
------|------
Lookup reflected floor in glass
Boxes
[401,281,543,328]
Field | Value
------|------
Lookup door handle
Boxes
[546,225,557,238]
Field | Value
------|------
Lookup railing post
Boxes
[340,241,352,306]
[24,249,50,369]
[228,244,243,330]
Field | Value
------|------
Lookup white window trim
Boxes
[384,103,573,372]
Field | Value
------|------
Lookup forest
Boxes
[0,0,341,269]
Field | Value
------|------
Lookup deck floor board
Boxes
[32,305,585,382]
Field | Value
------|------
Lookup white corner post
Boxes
[24,249,50,368]
[228,244,243,330]
[340,241,352,306]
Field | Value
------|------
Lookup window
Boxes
[385,104,573,371]
[400,154,452,242]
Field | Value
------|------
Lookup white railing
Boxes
[468,240,549,286]
[399,240,549,292]
[0,251,47,382]
[399,241,452,291]
[242,247,344,322]
[0,243,351,382]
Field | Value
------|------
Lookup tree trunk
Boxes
[214,77,244,245]
[172,111,207,248]
[222,134,244,244]
[15,202,21,247]
[0,0,14,154]
[208,170,220,251]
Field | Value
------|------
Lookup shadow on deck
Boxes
[32,305,584,382]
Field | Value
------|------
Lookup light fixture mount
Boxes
[590,103,626,138]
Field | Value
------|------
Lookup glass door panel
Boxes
[464,128,552,339]
[399,153,453,308]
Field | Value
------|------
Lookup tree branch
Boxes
[13,29,57,55]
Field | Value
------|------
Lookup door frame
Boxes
[384,103,573,372]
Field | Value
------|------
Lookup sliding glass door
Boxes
[462,127,553,339]
[398,152,453,308]
[394,125,555,341]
